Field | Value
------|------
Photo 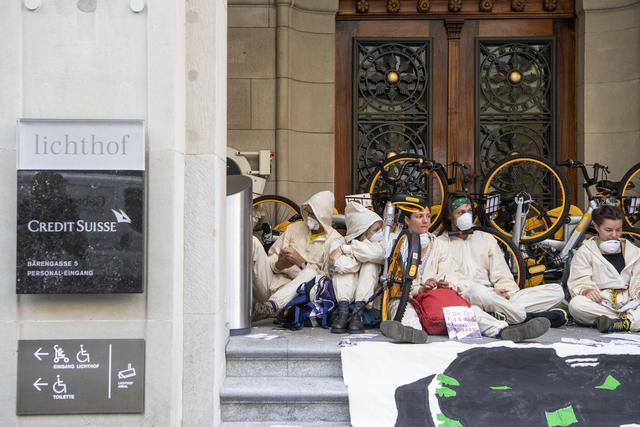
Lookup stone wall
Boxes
[577,0,640,206]
[0,1,227,425]
[228,0,338,205]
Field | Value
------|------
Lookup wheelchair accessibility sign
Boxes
[16,339,145,415]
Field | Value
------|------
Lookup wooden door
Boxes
[335,2,576,210]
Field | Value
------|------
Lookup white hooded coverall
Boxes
[437,230,564,324]
[568,237,640,330]
[252,191,344,309]
[387,232,511,338]
[330,202,385,303]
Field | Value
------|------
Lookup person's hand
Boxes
[282,247,306,268]
[436,280,450,289]
[275,249,295,270]
[493,288,510,299]
[417,278,438,293]
[584,289,603,303]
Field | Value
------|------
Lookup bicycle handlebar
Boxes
[560,159,611,194]
[381,156,438,183]
[558,159,582,168]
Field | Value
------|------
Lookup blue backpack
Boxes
[276,276,337,330]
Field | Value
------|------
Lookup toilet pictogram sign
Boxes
[17,339,145,415]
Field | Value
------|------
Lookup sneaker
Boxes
[380,320,428,344]
[527,308,568,328]
[253,301,277,322]
[597,316,631,333]
[499,317,551,342]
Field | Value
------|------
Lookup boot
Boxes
[348,301,366,334]
[252,301,277,322]
[380,320,428,344]
[499,317,550,342]
[525,308,568,328]
[331,301,350,334]
[597,316,631,333]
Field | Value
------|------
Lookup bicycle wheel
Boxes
[252,195,302,250]
[393,232,421,322]
[474,226,526,289]
[482,154,570,244]
[623,226,640,246]
[368,154,449,232]
[619,162,640,227]
[381,233,408,322]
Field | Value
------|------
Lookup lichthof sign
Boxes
[16,339,145,415]
[16,119,145,293]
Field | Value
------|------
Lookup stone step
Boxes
[226,337,342,377]
[220,422,351,427]
[220,376,349,423]
[225,322,394,378]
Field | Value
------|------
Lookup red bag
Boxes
[411,288,470,335]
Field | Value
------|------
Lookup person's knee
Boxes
[463,285,493,303]
[568,296,587,317]
[547,284,565,302]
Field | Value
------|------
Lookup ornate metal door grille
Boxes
[476,38,556,204]
[477,39,555,172]
[353,38,431,192]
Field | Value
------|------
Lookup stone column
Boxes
[227,0,339,204]
[274,0,339,203]
[576,0,640,206]
[228,0,278,194]
[0,0,228,425]
[185,1,228,425]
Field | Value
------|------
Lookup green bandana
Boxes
[450,196,471,211]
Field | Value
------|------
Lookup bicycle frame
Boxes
[532,199,599,263]
[514,160,613,279]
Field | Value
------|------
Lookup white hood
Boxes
[301,190,335,233]
[344,202,383,243]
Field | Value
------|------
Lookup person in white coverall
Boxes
[568,205,640,333]
[438,191,567,328]
[379,198,551,344]
[329,202,386,334]
[252,191,344,321]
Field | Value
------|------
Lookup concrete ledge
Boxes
[227,356,343,377]
[221,376,347,402]
[222,401,350,423]
[221,422,351,427]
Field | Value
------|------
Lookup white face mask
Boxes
[419,233,430,247]
[599,239,621,254]
[370,230,384,242]
[455,212,474,231]
[306,216,320,231]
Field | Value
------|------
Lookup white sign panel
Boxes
[17,119,145,171]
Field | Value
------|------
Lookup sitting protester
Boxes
[380,199,551,344]
[437,191,567,328]
[252,191,344,321]
[568,205,640,333]
[329,202,385,334]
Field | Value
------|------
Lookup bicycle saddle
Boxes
[391,194,428,212]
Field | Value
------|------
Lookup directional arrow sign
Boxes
[33,347,49,361]
[33,378,48,392]
[17,339,145,415]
